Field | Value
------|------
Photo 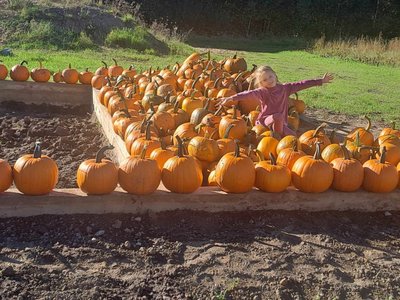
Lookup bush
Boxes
[105,27,169,54]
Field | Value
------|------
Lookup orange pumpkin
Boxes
[255,152,291,193]
[215,140,255,193]
[162,136,203,193]
[321,143,345,163]
[76,145,118,195]
[346,115,374,146]
[291,142,334,193]
[276,135,301,155]
[218,106,247,141]
[397,162,400,188]
[150,139,177,170]
[0,159,13,192]
[363,146,398,193]
[95,61,108,76]
[188,133,220,162]
[30,61,51,83]
[0,60,8,80]
[108,58,124,77]
[380,122,400,138]
[13,142,59,195]
[62,64,79,84]
[299,123,331,155]
[276,140,306,170]
[257,136,279,159]
[79,68,94,85]
[131,122,161,158]
[53,70,63,83]
[10,60,29,81]
[223,53,247,74]
[119,146,161,195]
[331,145,364,192]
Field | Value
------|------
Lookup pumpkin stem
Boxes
[391,121,396,130]
[269,153,277,165]
[312,123,327,138]
[313,142,322,160]
[176,135,184,158]
[145,121,152,140]
[68,63,71,69]
[140,145,148,160]
[379,146,387,164]
[364,115,371,131]
[224,124,235,139]
[340,143,351,160]
[95,145,114,163]
[33,141,42,158]
[256,149,265,162]
[101,61,108,68]
[234,140,240,157]
[112,58,118,66]
[232,105,237,119]
[292,138,298,151]
[21,60,28,66]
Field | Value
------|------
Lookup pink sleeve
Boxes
[284,79,323,95]
[230,87,267,103]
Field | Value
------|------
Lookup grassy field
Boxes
[2,41,398,123]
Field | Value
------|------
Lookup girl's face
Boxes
[258,70,277,88]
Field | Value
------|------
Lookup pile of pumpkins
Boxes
[1,52,399,196]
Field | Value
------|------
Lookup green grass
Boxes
[1,37,398,123]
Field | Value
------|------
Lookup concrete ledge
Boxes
[0,80,92,106]
[93,88,130,163]
[0,187,399,217]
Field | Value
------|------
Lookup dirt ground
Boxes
[0,103,397,299]
[1,211,399,299]
[0,101,110,189]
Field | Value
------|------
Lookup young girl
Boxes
[219,66,334,137]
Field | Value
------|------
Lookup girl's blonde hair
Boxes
[251,65,279,87]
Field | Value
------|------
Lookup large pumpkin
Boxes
[291,142,334,193]
[330,145,364,192]
[276,140,306,170]
[215,140,255,193]
[218,106,247,141]
[76,145,118,195]
[188,133,219,162]
[79,68,94,85]
[10,60,29,81]
[224,54,247,74]
[13,142,59,195]
[0,159,13,192]
[363,146,398,193]
[119,146,161,195]
[255,152,291,193]
[162,136,203,193]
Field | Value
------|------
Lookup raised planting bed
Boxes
[0,80,92,108]
[0,102,111,188]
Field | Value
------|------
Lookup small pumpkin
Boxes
[331,144,364,192]
[53,70,63,83]
[131,122,161,158]
[321,143,345,163]
[0,159,13,193]
[255,152,291,193]
[108,58,124,77]
[62,64,79,84]
[188,130,220,162]
[76,145,118,195]
[257,136,279,160]
[13,142,59,195]
[223,53,247,74]
[291,142,334,193]
[119,146,161,195]
[215,140,255,193]
[95,61,108,76]
[10,60,29,81]
[363,146,398,193]
[31,61,51,83]
[0,60,8,80]
[79,68,94,85]
[218,106,247,141]
[276,139,306,170]
[288,93,305,114]
[150,138,177,170]
[162,136,203,193]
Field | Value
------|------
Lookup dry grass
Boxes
[312,35,400,67]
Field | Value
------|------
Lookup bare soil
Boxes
[1,211,399,299]
[0,103,397,299]
[0,102,110,188]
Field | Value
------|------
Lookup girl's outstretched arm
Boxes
[285,73,334,94]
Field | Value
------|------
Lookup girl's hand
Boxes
[322,73,334,84]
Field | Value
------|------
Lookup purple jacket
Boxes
[232,79,323,125]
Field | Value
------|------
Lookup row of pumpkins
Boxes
[1,52,399,195]
[0,59,129,85]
